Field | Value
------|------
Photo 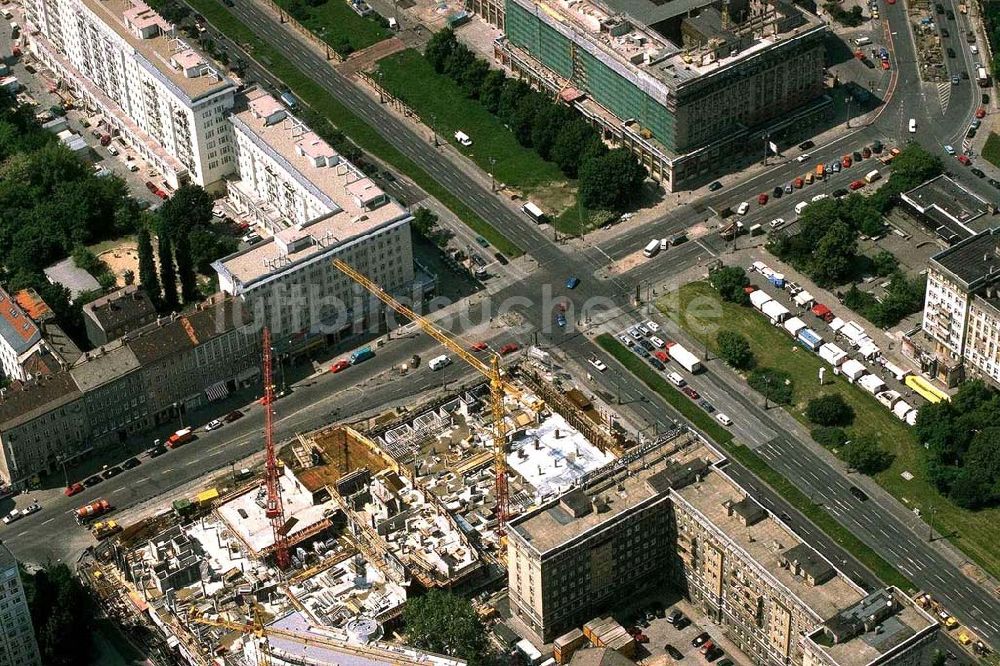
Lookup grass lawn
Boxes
[274,0,387,55]
[186,0,522,257]
[982,131,1000,169]
[660,281,1000,580]
[597,333,910,590]
[375,51,572,211]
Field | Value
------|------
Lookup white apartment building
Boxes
[25,0,236,188]
[0,287,43,384]
[0,544,41,666]
[922,229,1000,387]
[214,91,414,346]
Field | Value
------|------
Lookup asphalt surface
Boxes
[7,0,998,650]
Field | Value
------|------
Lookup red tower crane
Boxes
[261,328,290,569]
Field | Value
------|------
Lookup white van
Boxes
[667,372,686,387]
[454,131,472,146]
[853,36,871,46]
[908,118,916,133]
[794,201,809,215]
[428,355,452,370]
[643,239,661,258]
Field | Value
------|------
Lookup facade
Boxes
[215,91,415,348]
[507,435,938,664]
[0,544,41,666]
[82,285,157,347]
[25,0,237,189]
[0,286,43,383]
[922,229,1000,387]
[0,298,260,487]
[497,0,827,190]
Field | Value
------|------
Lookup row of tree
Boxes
[423,29,646,211]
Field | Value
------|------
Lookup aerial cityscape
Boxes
[0,0,998,662]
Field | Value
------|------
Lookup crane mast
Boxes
[262,328,290,569]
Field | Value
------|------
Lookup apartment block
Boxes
[0,298,260,487]
[497,0,827,190]
[0,544,41,666]
[0,286,79,384]
[26,0,237,188]
[82,285,157,347]
[922,228,1000,387]
[507,435,938,664]
[214,91,415,347]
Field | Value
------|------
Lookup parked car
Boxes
[565,276,580,290]
[123,457,141,470]
[708,180,723,191]
[101,466,122,480]
[682,386,700,400]
[971,167,986,178]
[499,343,519,355]
[64,483,85,497]
[84,475,103,487]
[330,359,350,373]
[665,644,684,660]
[588,358,607,372]
[798,140,814,150]
[224,410,244,423]
[692,632,711,648]
[698,399,715,413]
[958,154,972,165]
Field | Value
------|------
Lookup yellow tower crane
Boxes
[332,258,519,538]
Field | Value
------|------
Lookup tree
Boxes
[158,183,213,239]
[578,149,645,210]
[412,207,439,237]
[174,232,198,303]
[456,58,491,99]
[137,226,160,304]
[531,105,573,161]
[710,265,750,305]
[806,394,855,427]
[842,435,893,475]
[123,269,135,286]
[510,92,547,147]
[811,221,857,286]
[931,651,948,666]
[496,79,532,126]
[716,330,755,370]
[551,119,604,177]
[425,28,458,73]
[748,368,793,405]
[158,232,179,312]
[871,250,898,277]
[811,426,849,448]
[22,563,95,666]
[478,69,507,114]
[404,590,493,665]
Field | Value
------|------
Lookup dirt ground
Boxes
[97,242,140,287]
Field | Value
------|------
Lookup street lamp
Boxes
[763,375,772,409]
[845,95,852,128]
[378,70,385,103]
[762,132,770,166]
[173,402,185,427]
[488,156,496,192]
[430,113,439,147]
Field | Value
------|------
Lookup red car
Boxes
[64,482,85,497]
[145,180,158,193]
[849,179,866,190]
[881,60,890,70]
[841,155,852,168]
[958,154,971,165]
[499,343,519,355]
[156,189,169,200]
[743,285,757,294]
[330,359,350,373]
[977,107,987,119]
[682,386,700,400]
[757,192,769,205]
[470,341,488,351]
[793,177,804,189]
[654,350,669,362]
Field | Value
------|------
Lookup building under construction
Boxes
[495,0,830,190]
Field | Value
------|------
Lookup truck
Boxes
[350,346,375,365]
[665,342,703,373]
[977,67,990,87]
[92,520,122,540]
[167,427,194,449]
[76,498,111,524]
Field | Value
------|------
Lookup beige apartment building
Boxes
[507,434,938,664]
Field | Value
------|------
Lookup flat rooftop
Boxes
[506,412,614,500]
[928,227,1000,289]
[216,467,330,554]
[673,463,862,622]
[509,430,704,555]
[78,0,233,102]
[218,91,410,286]
[902,175,991,241]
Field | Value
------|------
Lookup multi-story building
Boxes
[26,0,237,188]
[0,298,260,487]
[507,435,938,664]
[82,285,157,347]
[214,91,415,348]
[0,286,44,383]
[922,228,1000,387]
[0,543,41,666]
[496,0,828,190]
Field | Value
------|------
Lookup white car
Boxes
[811,193,829,203]
[628,327,642,341]
[646,320,661,332]
[205,419,223,431]
[667,372,686,387]
[2,510,22,525]
[716,413,733,426]
[588,358,608,372]
[971,44,979,54]
[944,144,956,155]
[127,163,139,172]
[618,334,633,347]
[108,146,119,156]
[796,152,810,163]
[650,336,666,348]
[769,218,785,229]
[737,201,750,215]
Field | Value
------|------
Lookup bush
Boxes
[843,435,894,474]
[812,426,849,448]
[806,394,855,427]
[716,330,755,370]
[709,265,750,305]
[748,368,793,405]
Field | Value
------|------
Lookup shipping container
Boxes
[769,272,785,288]
[761,299,790,323]
[819,343,848,366]
[793,290,815,308]
[749,289,772,310]
[840,359,867,382]
[783,317,807,337]
[883,361,910,382]
[797,328,823,351]
[858,373,887,395]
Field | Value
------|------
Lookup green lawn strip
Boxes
[596,332,912,591]
[375,50,566,192]
[273,0,386,53]
[661,281,1000,579]
[551,201,616,237]
[596,334,733,444]
[982,132,1000,169]
[188,0,522,257]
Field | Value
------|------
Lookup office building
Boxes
[82,285,157,347]
[0,543,41,666]
[922,229,1000,387]
[214,91,415,347]
[26,0,237,188]
[507,435,938,664]
[496,0,828,190]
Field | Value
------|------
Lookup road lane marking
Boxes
[40,518,53,525]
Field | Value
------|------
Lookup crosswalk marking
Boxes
[937,82,951,113]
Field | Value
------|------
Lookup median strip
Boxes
[596,333,913,592]
[187,0,523,257]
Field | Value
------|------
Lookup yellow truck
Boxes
[92,520,122,540]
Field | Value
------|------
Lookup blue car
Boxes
[556,313,567,328]
[565,276,580,290]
